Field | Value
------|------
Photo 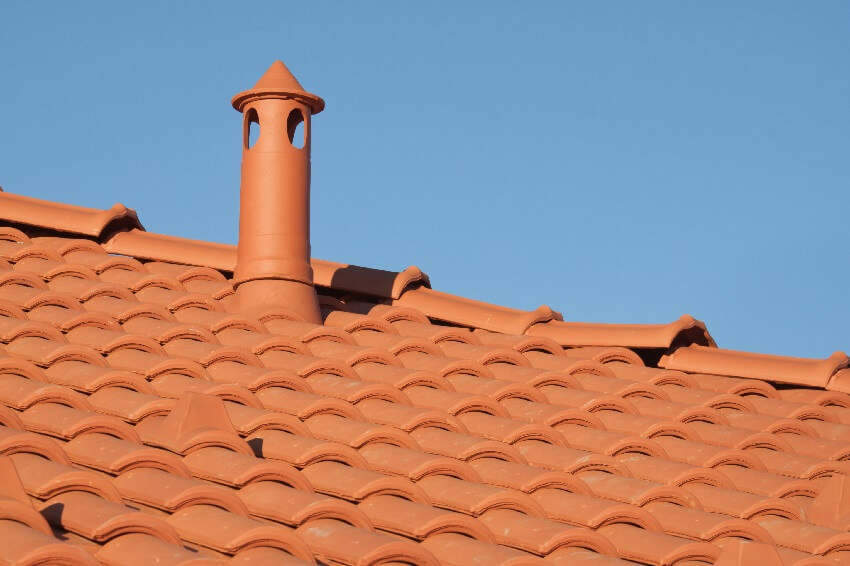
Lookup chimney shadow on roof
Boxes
[328,264,395,299]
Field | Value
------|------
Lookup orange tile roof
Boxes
[1,188,849,566]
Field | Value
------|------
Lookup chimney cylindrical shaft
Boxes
[231,61,324,323]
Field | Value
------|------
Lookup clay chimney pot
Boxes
[232,60,323,323]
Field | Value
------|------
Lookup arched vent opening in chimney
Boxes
[244,108,260,149]
[287,108,305,149]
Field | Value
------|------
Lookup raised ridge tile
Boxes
[0,190,142,239]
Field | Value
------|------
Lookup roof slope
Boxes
[0,189,849,566]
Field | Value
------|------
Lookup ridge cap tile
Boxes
[527,313,716,350]
[661,345,850,388]
[0,191,143,238]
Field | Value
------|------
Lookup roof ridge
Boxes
[0,189,431,299]
[31,188,850,369]
[0,189,721,352]
[0,190,143,239]
[102,226,716,349]
[660,345,850,389]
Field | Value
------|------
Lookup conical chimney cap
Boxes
[232,60,324,114]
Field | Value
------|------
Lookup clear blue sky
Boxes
[1,2,847,358]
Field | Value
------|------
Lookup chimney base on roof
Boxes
[236,278,322,323]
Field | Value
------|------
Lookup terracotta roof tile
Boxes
[359,443,480,482]
[479,508,617,556]
[64,432,190,476]
[239,479,372,530]
[0,519,101,565]
[39,489,182,544]
[296,517,439,565]
[1,84,849,562]
[166,504,314,559]
[229,546,310,565]
[359,493,491,541]
[97,533,227,566]
[113,467,250,515]
[596,522,722,564]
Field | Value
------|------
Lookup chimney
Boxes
[231,60,324,323]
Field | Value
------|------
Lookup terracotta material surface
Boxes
[0,59,849,565]
[661,345,849,389]
[232,61,323,323]
[0,188,142,238]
